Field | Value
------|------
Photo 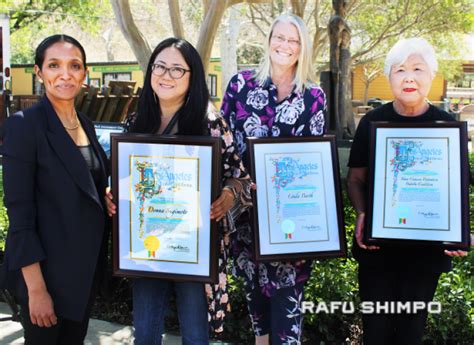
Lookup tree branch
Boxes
[111,0,151,72]
[11,3,63,32]
[247,4,269,36]
[290,0,307,18]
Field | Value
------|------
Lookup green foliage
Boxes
[237,44,264,65]
[302,195,362,344]
[3,0,110,33]
[303,257,362,344]
[2,0,112,64]
[9,26,36,64]
[347,0,474,67]
[219,275,254,343]
[425,256,474,345]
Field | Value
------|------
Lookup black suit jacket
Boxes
[0,96,109,321]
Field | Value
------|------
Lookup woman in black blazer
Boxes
[0,35,108,344]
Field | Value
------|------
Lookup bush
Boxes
[423,154,474,344]
[425,255,474,345]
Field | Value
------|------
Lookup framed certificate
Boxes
[247,136,346,261]
[111,134,221,282]
[365,122,470,250]
[94,122,126,158]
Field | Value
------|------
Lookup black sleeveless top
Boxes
[78,145,102,188]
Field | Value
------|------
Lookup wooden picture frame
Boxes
[111,133,221,282]
[365,122,470,250]
[94,122,125,158]
[247,135,346,261]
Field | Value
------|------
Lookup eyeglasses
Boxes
[271,35,301,47]
[151,63,190,79]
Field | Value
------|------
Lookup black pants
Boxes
[20,303,91,345]
[358,267,441,345]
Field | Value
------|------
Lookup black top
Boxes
[78,145,102,190]
[348,102,453,273]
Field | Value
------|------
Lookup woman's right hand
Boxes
[28,288,57,327]
[355,213,379,250]
[105,187,117,217]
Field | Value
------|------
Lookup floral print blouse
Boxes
[220,69,327,296]
[221,69,326,166]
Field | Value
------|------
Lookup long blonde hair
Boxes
[255,13,313,93]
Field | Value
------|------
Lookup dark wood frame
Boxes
[365,122,471,250]
[94,122,126,158]
[247,135,347,261]
[111,133,221,282]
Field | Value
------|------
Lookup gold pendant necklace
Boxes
[63,111,80,130]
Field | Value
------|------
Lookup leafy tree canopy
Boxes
[1,0,112,63]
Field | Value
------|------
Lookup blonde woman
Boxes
[220,14,327,344]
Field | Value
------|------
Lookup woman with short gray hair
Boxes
[347,37,467,344]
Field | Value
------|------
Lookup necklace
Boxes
[63,111,80,130]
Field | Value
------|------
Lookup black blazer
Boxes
[0,96,108,321]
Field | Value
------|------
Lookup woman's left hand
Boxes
[104,186,116,217]
[444,235,473,257]
[444,249,468,257]
[210,189,235,222]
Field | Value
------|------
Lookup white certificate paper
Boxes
[264,152,329,243]
[372,128,462,242]
[129,155,200,263]
[253,141,343,256]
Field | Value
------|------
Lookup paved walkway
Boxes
[0,302,234,344]
[0,302,178,345]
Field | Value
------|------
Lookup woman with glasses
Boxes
[220,14,326,345]
[105,37,250,345]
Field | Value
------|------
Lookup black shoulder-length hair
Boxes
[131,37,210,135]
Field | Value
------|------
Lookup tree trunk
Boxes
[168,0,185,38]
[220,5,241,93]
[339,52,355,136]
[102,26,115,62]
[363,81,369,105]
[328,0,353,138]
[111,0,152,73]
[328,15,342,137]
[197,0,229,74]
[290,0,307,18]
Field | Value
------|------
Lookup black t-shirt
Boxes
[348,102,453,273]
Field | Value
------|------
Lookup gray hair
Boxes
[255,13,313,93]
[384,37,438,77]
